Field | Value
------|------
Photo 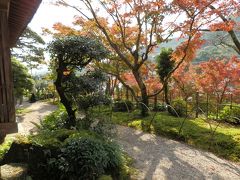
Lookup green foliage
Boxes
[65,70,111,111]
[48,36,108,68]
[109,110,240,162]
[12,58,34,99]
[153,104,167,112]
[12,27,45,69]
[156,48,174,82]
[0,137,14,160]
[40,105,67,131]
[113,100,134,112]
[48,137,122,179]
[77,93,111,111]
[219,104,240,124]
[16,107,32,115]
[48,36,109,126]
[0,135,31,161]
[29,129,77,148]
[171,98,187,117]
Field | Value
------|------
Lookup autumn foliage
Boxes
[45,0,240,115]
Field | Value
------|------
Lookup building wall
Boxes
[0,1,17,137]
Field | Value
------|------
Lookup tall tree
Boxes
[54,0,203,116]
[156,48,174,112]
[196,57,240,104]
[12,27,45,71]
[48,36,108,127]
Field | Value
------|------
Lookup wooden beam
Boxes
[0,6,15,123]
[0,0,10,11]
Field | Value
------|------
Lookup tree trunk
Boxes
[163,81,171,113]
[132,70,149,116]
[154,94,157,111]
[126,88,129,100]
[55,67,76,128]
[105,77,111,95]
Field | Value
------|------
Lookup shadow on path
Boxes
[116,126,240,180]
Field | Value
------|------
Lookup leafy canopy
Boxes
[12,27,45,70]
[48,36,109,69]
[12,58,34,98]
[156,48,175,82]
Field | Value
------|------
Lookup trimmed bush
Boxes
[219,104,240,124]
[113,100,133,112]
[171,98,187,117]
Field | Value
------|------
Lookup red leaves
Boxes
[172,33,205,63]
[209,20,236,32]
[196,57,240,96]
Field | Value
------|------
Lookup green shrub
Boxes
[113,100,133,112]
[29,93,37,103]
[48,137,122,179]
[29,129,77,148]
[219,104,240,124]
[40,105,67,130]
[171,98,187,117]
[153,104,167,112]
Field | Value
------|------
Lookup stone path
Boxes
[116,126,240,180]
[16,101,57,135]
[16,101,240,179]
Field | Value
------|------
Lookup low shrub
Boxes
[219,104,240,124]
[48,137,122,179]
[113,100,133,112]
[29,93,37,103]
[40,105,67,130]
[29,129,77,148]
[153,104,167,112]
[170,98,187,117]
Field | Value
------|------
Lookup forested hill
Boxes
[151,31,240,63]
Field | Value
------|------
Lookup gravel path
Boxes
[116,126,240,180]
[16,101,240,179]
[16,101,57,135]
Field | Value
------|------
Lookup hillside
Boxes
[151,31,240,63]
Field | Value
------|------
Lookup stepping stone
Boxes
[0,163,28,180]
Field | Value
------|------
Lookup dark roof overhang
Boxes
[8,0,42,47]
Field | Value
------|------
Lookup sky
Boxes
[28,0,76,75]
[29,0,75,41]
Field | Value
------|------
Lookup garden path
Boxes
[16,101,240,179]
[16,101,57,135]
[116,125,240,180]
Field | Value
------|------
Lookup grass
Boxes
[15,108,32,115]
[0,134,29,161]
[93,107,240,162]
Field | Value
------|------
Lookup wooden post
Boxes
[0,1,17,137]
[195,92,199,118]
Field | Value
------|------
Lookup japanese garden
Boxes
[0,0,239,179]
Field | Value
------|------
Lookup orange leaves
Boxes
[209,20,236,32]
[52,23,81,36]
[172,33,205,63]
[196,57,240,95]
